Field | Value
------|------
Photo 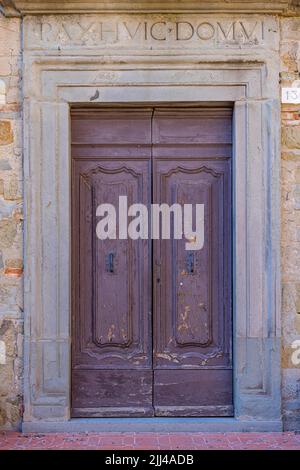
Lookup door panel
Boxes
[153,162,231,368]
[72,160,151,369]
[154,370,233,416]
[71,110,153,417]
[72,370,153,417]
[152,109,233,415]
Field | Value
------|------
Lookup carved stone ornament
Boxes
[1,0,300,17]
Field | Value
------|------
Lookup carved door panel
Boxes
[71,109,153,417]
[152,109,233,416]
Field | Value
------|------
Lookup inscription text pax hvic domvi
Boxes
[33,18,266,46]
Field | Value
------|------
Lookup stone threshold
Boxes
[22,418,283,433]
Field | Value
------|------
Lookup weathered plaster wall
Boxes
[0,13,23,430]
[281,17,300,432]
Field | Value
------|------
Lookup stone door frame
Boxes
[22,17,282,431]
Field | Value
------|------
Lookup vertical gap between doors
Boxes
[150,107,155,414]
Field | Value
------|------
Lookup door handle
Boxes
[186,252,195,274]
[155,259,161,284]
[106,252,115,273]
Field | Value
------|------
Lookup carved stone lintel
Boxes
[23,15,279,52]
[1,1,299,18]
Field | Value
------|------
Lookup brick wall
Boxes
[0,13,23,430]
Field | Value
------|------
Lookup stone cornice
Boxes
[1,1,300,17]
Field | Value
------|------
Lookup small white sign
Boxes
[282,87,300,104]
[0,340,6,365]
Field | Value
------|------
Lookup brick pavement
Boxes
[0,432,300,450]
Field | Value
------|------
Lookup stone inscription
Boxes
[25,15,277,50]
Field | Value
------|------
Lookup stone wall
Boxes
[0,13,23,430]
[281,17,300,431]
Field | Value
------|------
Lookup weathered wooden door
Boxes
[71,107,233,417]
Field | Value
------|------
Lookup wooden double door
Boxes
[71,107,233,417]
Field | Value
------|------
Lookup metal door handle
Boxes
[106,253,114,273]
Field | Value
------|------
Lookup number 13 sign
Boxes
[282,87,300,104]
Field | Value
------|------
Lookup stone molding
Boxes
[22,12,282,430]
[1,1,300,17]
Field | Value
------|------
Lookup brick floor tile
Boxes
[158,435,171,446]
